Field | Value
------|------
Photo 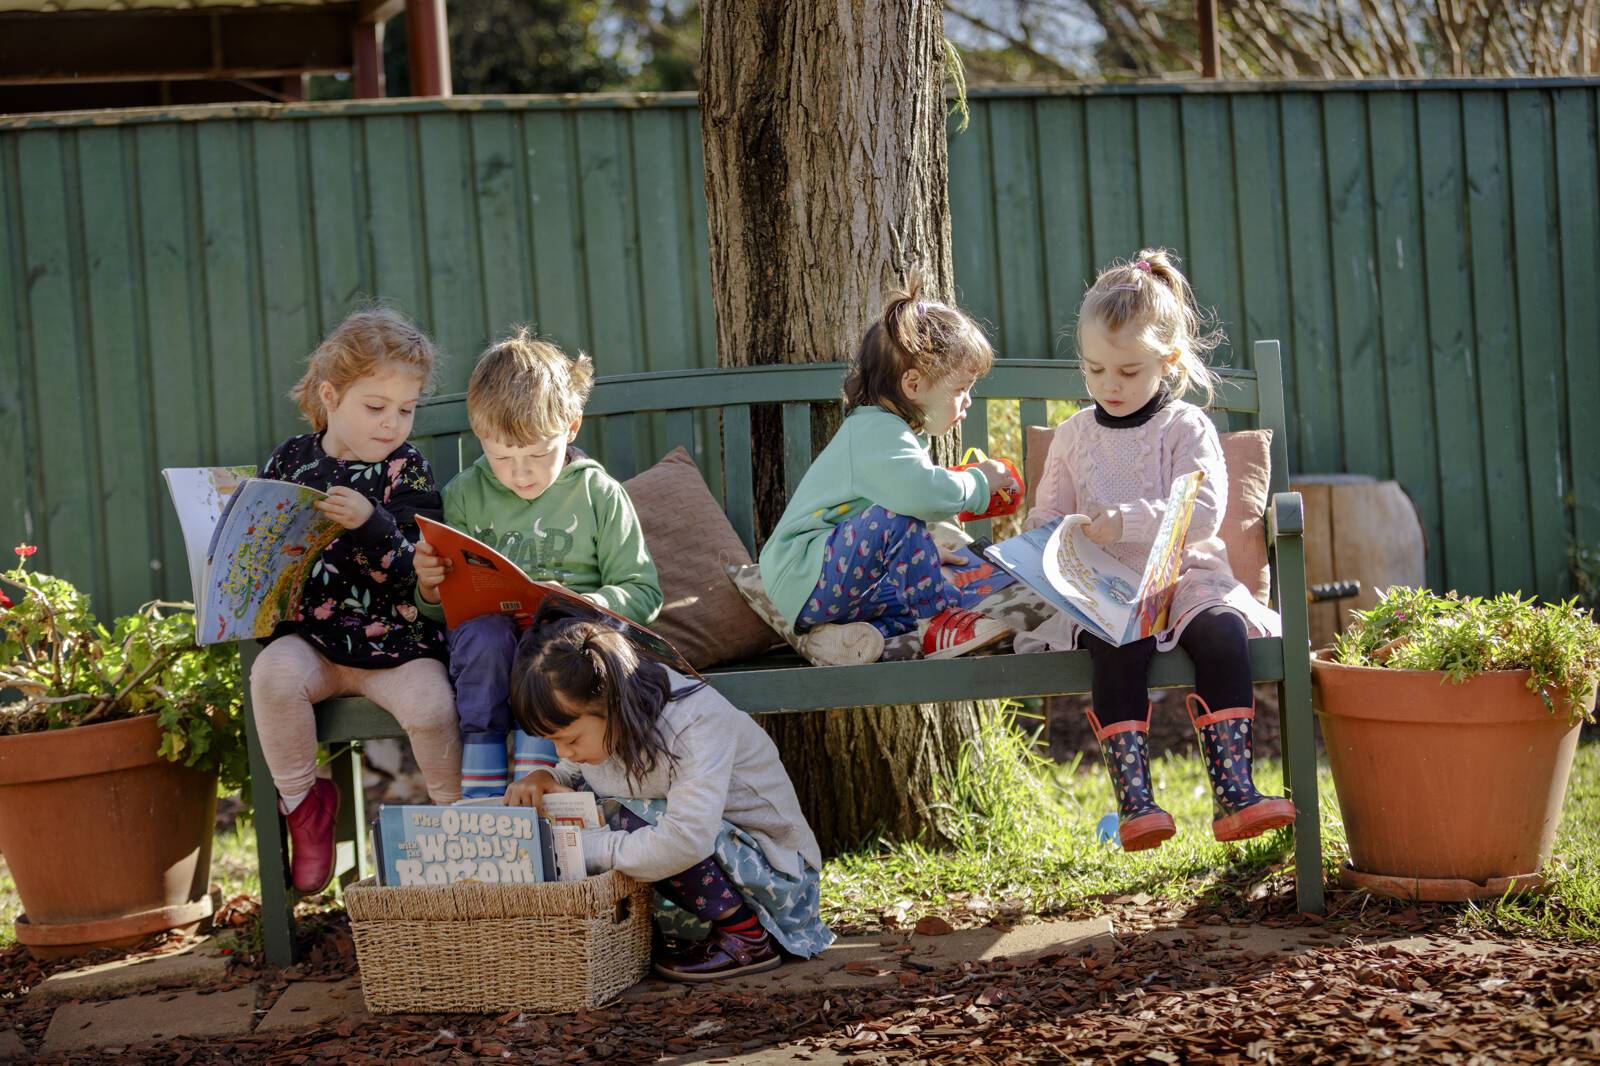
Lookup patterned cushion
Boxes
[623,448,783,669]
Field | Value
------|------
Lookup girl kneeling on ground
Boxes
[504,601,834,982]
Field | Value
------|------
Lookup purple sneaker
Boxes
[652,927,782,983]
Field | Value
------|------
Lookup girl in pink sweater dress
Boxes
[1022,249,1294,852]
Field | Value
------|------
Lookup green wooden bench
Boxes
[242,338,1320,965]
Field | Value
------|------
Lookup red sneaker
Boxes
[282,778,339,895]
[918,607,1011,660]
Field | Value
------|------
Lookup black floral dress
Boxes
[261,433,446,667]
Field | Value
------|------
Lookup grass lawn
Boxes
[3,714,1597,950]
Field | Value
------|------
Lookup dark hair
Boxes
[842,275,995,433]
[509,599,676,787]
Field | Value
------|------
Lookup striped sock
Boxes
[512,729,558,779]
[461,731,509,799]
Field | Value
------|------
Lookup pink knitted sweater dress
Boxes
[1016,399,1280,653]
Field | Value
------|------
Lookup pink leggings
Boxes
[249,635,463,804]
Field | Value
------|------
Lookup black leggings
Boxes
[1079,606,1253,726]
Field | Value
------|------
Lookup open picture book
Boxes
[162,467,344,645]
[978,470,1205,647]
[416,515,698,678]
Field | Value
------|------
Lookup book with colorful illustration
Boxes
[541,791,604,883]
[372,801,557,887]
[162,468,345,645]
[979,470,1204,646]
[416,515,698,677]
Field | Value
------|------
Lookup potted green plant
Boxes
[1311,586,1600,902]
[0,544,244,958]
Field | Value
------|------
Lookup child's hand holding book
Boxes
[315,485,375,529]
[414,537,451,603]
[504,769,574,810]
[1079,501,1123,546]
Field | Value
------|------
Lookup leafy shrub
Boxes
[1332,586,1600,724]
[0,545,247,793]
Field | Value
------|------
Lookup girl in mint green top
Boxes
[758,281,1019,661]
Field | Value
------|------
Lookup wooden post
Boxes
[1198,0,1220,78]
[352,20,384,98]
[404,0,451,97]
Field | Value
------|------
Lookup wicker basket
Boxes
[344,870,652,1014]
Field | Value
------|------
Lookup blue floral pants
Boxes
[794,505,961,638]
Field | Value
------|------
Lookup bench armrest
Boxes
[1269,490,1304,540]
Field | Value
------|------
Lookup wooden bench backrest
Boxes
[412,340,1290,566]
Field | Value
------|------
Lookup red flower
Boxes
[0,590,11,610]
[14,544,37,558]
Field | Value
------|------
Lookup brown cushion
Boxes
[1023,424,1273,606]
[622,447,782,669]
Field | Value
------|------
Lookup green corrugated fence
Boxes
[3,82,1597,617]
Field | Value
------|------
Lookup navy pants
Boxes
[448,614,557,798]
[615,806,742,921]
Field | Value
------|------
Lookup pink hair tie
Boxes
[1134,259,1152,273]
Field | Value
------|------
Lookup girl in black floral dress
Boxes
[250,308,462,895]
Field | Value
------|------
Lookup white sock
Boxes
[280,789,309,815]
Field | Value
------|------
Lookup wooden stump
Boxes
[1292,475,1426,651]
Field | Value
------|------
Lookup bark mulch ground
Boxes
[5,875,1598,1065]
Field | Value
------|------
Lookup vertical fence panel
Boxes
[1180,95,1243,365]
[1322,93,1390,478]
[1416,92,1492,595]
[1035,97,1090,356]
[79,127,160,609]
[1368,93,1442,589]
[1555,89,1600,550]
[17,130,98,594]
[1279,93,1341,476]
[1463,91,1537,595]
[988,98,1049,358]
[948,104,1000,344]
[469,112,530,346]
[4,87,1598,614]
[1507,90,1573,597]
[523,110,587,352]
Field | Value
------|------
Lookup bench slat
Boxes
[312,639,1288,739]
[962,401,992,541]
[723,404,756,554]
[705,638,1286,714]
[782,403,811,501]
[602,415,638,480]
[664,409,696,463]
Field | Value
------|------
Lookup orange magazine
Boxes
[416,516,698,678]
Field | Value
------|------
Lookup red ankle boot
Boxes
[282,778,339,895]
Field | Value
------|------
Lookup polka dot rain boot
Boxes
[1087,702,1176,852]
[1185,694,1296,842]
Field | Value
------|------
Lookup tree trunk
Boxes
[701,0,981,854]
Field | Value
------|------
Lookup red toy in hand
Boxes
[950,447,1024,522]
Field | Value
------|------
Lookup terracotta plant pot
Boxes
[1311,653,1590,901]
[0,714,218,958]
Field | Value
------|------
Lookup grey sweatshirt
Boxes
[548,672,822,883]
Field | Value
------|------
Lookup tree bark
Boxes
[701,0,981,854]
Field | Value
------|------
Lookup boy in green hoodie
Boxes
[414,328,661,798]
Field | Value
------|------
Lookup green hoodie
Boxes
[758,405,989,627]
[418,452,662,626]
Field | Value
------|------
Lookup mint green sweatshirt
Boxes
[758,405,990,627]
[418,453,662,626]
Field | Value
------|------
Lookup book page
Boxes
[199,478,341,645]
[161,466,256,602]
[1042,517,1142,642]
[541,791,603,830]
